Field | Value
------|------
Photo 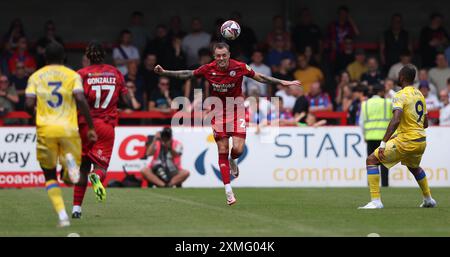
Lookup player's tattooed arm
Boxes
[154,65,194,80]
[253,72,302,87]
[382,109,402,143]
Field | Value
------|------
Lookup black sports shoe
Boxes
[72,212,82,219]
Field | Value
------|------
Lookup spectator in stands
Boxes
[124,81,142,111]
[0,75,19,122]
[149,76,173,124]
[124,61,144,96]
[139,53,159,105]
[361,57,384,87]
[269,97,296,126]
[307,82,333,111]
[380,13,413,71]
[243,50,271,96]
[266,35,295,72]
[8,36,36,76]
[228,11,258,60]
[275,85,296,113]
[144,24,172,68]
[184,48,211,101]
[298,113,327,127]
[346,48,367,82]
[384,79,396,99]
[266,15,291,51]
[335,36,355,74]
[419,81,441,110]
[2,19,25,53]
[181,18,211,67]
[419,12,449,68]
[292,85,309,123]
[293,54,324,94]
[128,11,149,55]
[429,53,450,91]
[327,5,360,61]
[292,8,322,57]
[335,71,355,111]
[439,89,450,125]
[347,84,367,125]
[113,30,140,75]
[36,20,64,68]
[447,78,450,98]
[141,127,190,188]
[417,68,438,96]
[445,44,450,67]
[272,57,294,81]
[8,62,28,111]
[246,88,276,134]
[387,50,415,82]
[168,16,186,41]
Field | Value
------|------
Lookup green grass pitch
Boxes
[0,188,449,236]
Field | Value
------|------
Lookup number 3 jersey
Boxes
[26,65,84,138]
[77,64,127,126]
[392,85,427,141]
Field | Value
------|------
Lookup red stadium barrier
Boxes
[0,110,441,126]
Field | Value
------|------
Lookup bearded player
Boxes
[72,42,131,218]
[359,64,437,209]
[154,42,301,205]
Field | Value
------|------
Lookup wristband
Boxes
[379,141,386,149]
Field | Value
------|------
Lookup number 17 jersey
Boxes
[392,85,427,141]
[77,64,127,126]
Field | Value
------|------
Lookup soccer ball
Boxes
[220,20,241,40]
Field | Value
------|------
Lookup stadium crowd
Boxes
[1,6,450,126]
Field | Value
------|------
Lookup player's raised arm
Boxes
[252,72,302,88]
[154,65,194,80]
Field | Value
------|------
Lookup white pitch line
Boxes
[149,191,333,236]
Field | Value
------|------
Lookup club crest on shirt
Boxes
[229,70,236,77]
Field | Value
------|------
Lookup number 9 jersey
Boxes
[392,86,427,141]
[26,65,84,138]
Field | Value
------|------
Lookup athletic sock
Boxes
[218,153,231,185]
[224,184,233,194]
[72,205,82,213]
[45,180,66,219]
[367,165,381,201]
[73,184,87,207]
[93,169,106,182]
[413,168,431,199]
[58,210,69,221]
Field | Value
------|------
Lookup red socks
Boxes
[73,169,106,207]
[93,169,106,182]
[73,185,87,206]
[218,153,231,184]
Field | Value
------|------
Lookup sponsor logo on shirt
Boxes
[212,83,235,92]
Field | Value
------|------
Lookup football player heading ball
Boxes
[154,42,301,205]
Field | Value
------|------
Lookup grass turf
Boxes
[0,187,449,236]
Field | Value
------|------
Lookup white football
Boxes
[220,20,241,40]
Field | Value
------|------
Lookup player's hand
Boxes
[87,129,98,142]
[154,65,165,75]
[378,147,385,160]
[154,132,161,140]
[282,80,302,87]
